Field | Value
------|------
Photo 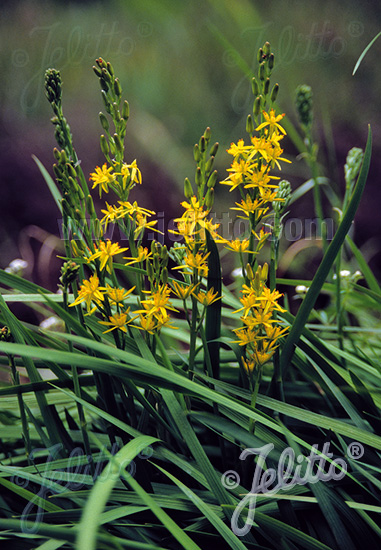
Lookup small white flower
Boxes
[340,270,351,277]
[5,259,28,275]
[295,285,308,294]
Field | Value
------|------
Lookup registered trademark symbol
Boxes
[348,21,364,38]
[346,441,364,459]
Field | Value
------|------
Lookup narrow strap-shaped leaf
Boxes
[280,125,372,377]
[205,229,222,379]
[33,155,62,213]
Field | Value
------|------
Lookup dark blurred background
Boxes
[1,0,380,294]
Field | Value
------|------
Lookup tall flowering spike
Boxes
[45,69,62,114]
[295,84,313,128]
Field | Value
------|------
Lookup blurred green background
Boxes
[1,0,380,291]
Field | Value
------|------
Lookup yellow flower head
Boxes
[115,160,142,190]
[224,238,256,254]
[192,287,220,307]
[106,284,135,305]
[255,109,286,137]
[69,275,105,314]
[88,240,129,272]
[90,164,116,197]
[171,280,198,301]
[99,310,130,333]
[124,246,152,266]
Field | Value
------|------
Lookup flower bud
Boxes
[205,187,214,210]
[207,170,218,188]
[263,42,271,56]
[66,163,77,179]
[193,143,200,162]
[93,65,102,78]
[195,167,203,187]
[59,260,80,287]
[344,147,363,187]
[161,267,168,285]
[114,78,122,97]
[264,77,270,96]
[53,147,61,161]
[253,95,262,116]
[204,126,212,143]
[113,133,123,153]
[205,155,215,174]
[259,61,266,81]
[209,142,219,157]
[106,61,114,76]
[257,47,263,64]
[268,53,275,70]
[295,84,313,128]
[184,177,193,199]
[199,135,206,153]
[122,100,129,120]
[251,77,259,97]
[270,83,279,103]
[246,114,255,134]
[99,112,109,131]
[100,135,109,156]
[246,263,254,281]
[86,194,96,217]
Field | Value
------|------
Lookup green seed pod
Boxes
[270,83,279,103]
[114,77,122,97]
[193,143,201,162]
[295,84,313,128]
[246,114,255,134]
[100,134,109,156]
[184,177,193,199]
[207,169,218,189]
[99,112,109,131]
[122,100,129,120]
[205,187,214,210]
[209,142,219,158]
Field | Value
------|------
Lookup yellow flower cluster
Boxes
[221,109,291,234]
[233,264,288,372]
